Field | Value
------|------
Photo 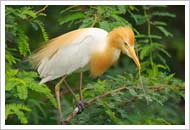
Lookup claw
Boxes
[76,100,86,114]
[62,120,70,125]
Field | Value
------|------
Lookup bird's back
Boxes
[30,28,108,84]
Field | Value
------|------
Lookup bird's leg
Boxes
[62,75,85,114]
[77,72,86,113]
[55,77,65,124]
[79,72,83,101]
[62,79,78,102]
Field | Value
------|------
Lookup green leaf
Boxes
[80,17,94,28]
[59,12,85,25]
[28,82,57,108]
[157,54,170,71]
[21,7,37,18]
[156,26,173,37]
[129,89,137,96]
[129,5,137,11]
[6,68,19,77]
[9,78,26,86]
[165,73,175,81]
[28,99,47,118]
[110,21,129,30]
[17,85,28,100]
[151,21,167,26]
[128,11,148,25]
[17,29,30,56]
[30,22,38,31]
[60,5,78,14]
[5,50,19,65]
[116,5,127,14]
[33,20,49,42]
[136,34,162,39]
[6,104,31,124]
[6,82,17,91]
[111,14,129,25]
[18,71,38,78]
[105,109,123,124]
[139,45,152,60]
[156,64,167,70]
[143,5,168,10]
[99,21,111,31]
[5,24,14,29]
[152,12,176,18]
[157,47,171,57]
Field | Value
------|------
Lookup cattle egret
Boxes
[30,26,141,123]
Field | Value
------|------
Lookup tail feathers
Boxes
[39,75,61,84]
[39,76,53,84]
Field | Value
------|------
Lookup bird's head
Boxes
[108,26,141,70]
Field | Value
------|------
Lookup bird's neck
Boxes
[105,42,121,63]
[89,38,121,78]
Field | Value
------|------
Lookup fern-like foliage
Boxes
[5,5,184,125]
[5,6,48,57]
[5,6,56,124]
[5,67,57,124]
[32,20,49,42]
[59,5,131,31]
[17,29,31,56]
[72,72,184,125]
[5,104,31,124]
[6,67,57,107]
[128,5,175,74]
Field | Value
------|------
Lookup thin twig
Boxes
[36,5,48,15]
[138,70,146,95]
[87,86,127,106]
[64,86,128,123]
[91,14,98,27]
[16,5,49,24]
[60,87,80,97]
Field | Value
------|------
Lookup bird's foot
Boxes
[61,120,71,125]
[76,100,86,114]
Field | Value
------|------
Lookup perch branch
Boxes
[64,86,128,123]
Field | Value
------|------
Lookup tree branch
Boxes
[63,86,128,124]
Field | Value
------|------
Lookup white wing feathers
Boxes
[33,28,108,84]
[38,35,94,84]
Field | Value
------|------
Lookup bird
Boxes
[30,26,141,124]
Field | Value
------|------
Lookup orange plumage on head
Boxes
[108,26,135,48]
[90,26,137,77]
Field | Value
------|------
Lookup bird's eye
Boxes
[124,42,129,48]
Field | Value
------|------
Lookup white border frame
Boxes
[1,1,189,129]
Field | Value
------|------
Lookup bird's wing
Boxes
[30,28,86,68]
[38,35,95,84]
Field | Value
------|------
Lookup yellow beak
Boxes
[128,47,141,70]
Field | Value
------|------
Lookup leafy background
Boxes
[5,5,185,125]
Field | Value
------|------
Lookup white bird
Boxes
[30,26,140,124]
